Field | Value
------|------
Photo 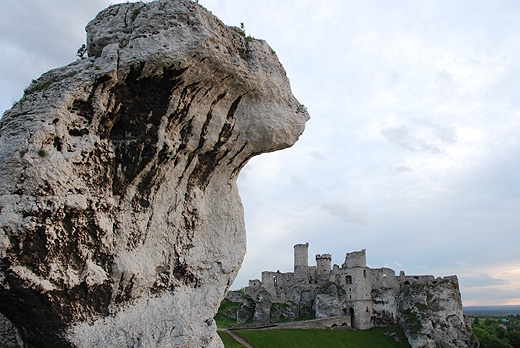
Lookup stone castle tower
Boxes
[315,254,331,273]
[294,242,309,281]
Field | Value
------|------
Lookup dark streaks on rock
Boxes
[109,65,184,196]
[0,0,307,346]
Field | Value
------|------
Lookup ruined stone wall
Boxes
[261,271,294,301]
[370,268,398,288]
[401,275,436,285]
[342,249,367,268]
[351,300,373,330]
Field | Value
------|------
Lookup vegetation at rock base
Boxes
[471,315,520,348]
[215,298,243,328]
[225,325,410,348]
[401,309,423,337]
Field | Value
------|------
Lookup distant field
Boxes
[224,325,411,348]
[463,305,520,316]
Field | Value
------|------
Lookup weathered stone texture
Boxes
[0,312,23,348]
[0,0,308,347]
[398,277,479,348]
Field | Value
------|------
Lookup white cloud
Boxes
[460,274,510,288]
[305,151,326,161]
[321,202,372,227]
[392,166,413,173]
[381,125,443,154]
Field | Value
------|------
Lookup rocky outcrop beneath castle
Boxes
[0,1,308,347]
[315,282,349,318]
[398,277,479,348]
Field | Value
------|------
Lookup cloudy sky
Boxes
[1,0,519,306]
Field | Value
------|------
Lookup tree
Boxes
[474,327,492,342]
[479,336,513,348]
[507,331,520,348]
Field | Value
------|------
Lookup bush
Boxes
[507,331,520,348]
[479,336,513,348]
[24,80,52,96]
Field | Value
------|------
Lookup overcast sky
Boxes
[1,0,519,307]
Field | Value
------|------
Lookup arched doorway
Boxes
[348,307,355,328]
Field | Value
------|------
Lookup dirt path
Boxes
[221,329,254,348]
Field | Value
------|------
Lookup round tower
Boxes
[315,254,331,274]
[294,243,309,270]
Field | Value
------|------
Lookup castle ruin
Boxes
[238,243,452,330]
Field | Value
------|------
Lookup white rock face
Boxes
[314,283,347,319]
[0,1,308,347]
[398,277,479,348]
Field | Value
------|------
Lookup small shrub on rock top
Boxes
[77,44,87,59]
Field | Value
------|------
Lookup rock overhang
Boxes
[0,1,308,347]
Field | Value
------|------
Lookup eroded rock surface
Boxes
[398,277,479,348]
[0,1,308,347]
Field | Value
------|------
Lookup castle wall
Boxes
[294,265,310,283]
[350,300,373,330]
[370,268,398,289]
[342,249,367,268]
[240,244,441,331]
[248,279,261,288]
[341,267,371,302]
[261,271,295,302]
[400,275,435,285]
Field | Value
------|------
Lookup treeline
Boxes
[472,315,520,348]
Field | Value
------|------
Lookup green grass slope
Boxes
[229,325,411,348]
[217,331,247,348]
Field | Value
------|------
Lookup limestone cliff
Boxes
[398,277,479,348]
[0,0,308,347]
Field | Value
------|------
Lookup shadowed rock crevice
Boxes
[0,0,308,347]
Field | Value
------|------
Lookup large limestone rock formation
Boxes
[398,277,479,348]
[0,1,308,347]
